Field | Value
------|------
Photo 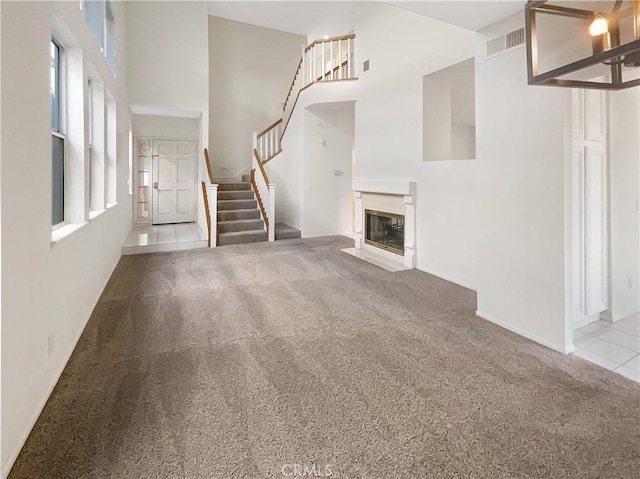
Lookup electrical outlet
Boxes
[321,139,327,147]
[48,333,55,357]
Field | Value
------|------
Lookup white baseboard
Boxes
[476,310,573,354]
[417,266,476,291]
[301,232,352,239]
[2,253,122,479]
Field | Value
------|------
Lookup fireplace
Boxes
[352,180,415,269]
[365,209,404,256]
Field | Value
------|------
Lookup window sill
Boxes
[106,202,118,209]
[89,209,106,220]
[51,222,88,246]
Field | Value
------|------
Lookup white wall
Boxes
[126,0,209,233]
[208,16,305,180]
[1,1,131,475]
[475,14,569,353]
[609,88,640,321]
[303,104,354,237]
[269,102,304,230]
[353,1,477,288]
[268,80,359,232]
[133,114,200,140]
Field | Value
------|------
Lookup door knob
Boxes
[153,182,158,189]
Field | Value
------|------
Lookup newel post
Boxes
[209,184,218,248]
[268,183,276,242]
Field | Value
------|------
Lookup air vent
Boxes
[486,27,525,59]
[506,28,525,49]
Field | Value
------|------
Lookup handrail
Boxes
[283,58,303,112]
[204,148,214,184]
[253,149,270,184]
[304,33,355,53]
[280,82,314,142]
[250,169,269,236]
[280,34,357,142]
[201,180,212,247]
[257,118,283,139]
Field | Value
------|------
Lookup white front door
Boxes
[152,140,196,224]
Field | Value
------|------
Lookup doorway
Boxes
[571,89,609,331]
[150,139,197,225]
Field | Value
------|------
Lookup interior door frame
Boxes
[149,138,198,225]
[568,89,610,334]
[132,136,199,226]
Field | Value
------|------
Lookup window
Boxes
[105,94,117,205]
[51,39,65,226]
[84,0,116,75]
[88,78,94,210]
[50,41,61,133]
[86,0,103,48]
[105,0,116,73]
[88,78,105,213]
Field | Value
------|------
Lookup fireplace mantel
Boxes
[352,179,416,198]
[352,180,416,269]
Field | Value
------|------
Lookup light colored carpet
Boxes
[9,236,640,478]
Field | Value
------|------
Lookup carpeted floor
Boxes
[9,236,640,478]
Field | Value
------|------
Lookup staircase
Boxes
[203,34,357,248]
[216,179,267,246]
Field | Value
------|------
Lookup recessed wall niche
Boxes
[423,58,476,161]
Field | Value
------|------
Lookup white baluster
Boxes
[209,184,218,248]
[338,39,343,80]
[330,40,334,80]
[301,44,307,86]
[313,45,317,82]
[347,38,351,78]
[321,42,325,81]
[271,129,275,157]
[268,183,276,242]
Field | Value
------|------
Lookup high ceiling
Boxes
[206,1,528,38]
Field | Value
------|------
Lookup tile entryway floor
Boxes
[574,313,640,383]
[122,223,208,255]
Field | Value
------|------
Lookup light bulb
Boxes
[323,35,329,40]
[589,15,608,36]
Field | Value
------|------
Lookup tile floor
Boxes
[122,223,208,255]
[574,312,640,383]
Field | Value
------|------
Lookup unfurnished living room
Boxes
[1,1,639,478]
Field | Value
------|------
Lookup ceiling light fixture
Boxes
[589,14,609,36]
[525,0,640,90]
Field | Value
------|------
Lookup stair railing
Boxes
[251,136,276,242]
[282,33,356,140]
[203,148,217,247]
[204,147,214,183]
[256,118,283,165]
[248,33,356,241]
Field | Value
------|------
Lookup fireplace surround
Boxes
[353,180,416,268]
[365,209,405,255]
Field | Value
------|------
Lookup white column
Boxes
[403,194,416,268]
[354,190,363,248]
[268,183,276,242]
[209,184,218,248]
